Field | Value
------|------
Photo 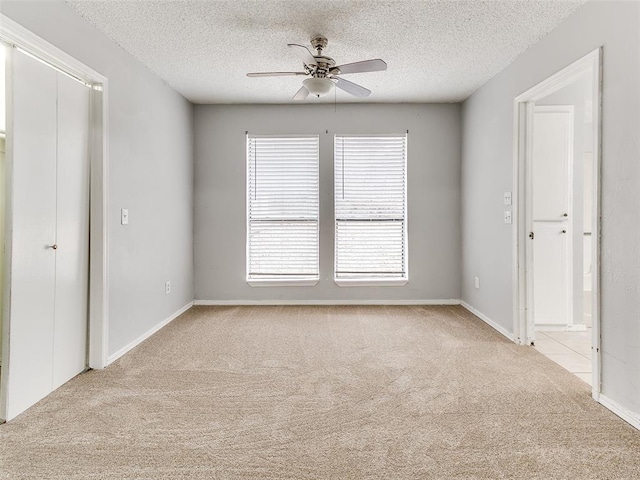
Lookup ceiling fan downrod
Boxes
[310,36,328,55]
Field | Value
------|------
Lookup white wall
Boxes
[194,104,461,303]
[0,1,195,357]
[461,1,640,417]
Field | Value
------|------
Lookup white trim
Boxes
[0,16,105,84]
[597,394,640,431]
[514,51,599,104]
[335,278,408,287]
[566,324,587,332]
[512,101,527,344]
[106,302,193,366]
[512,47,602,392]
[88,79,109,370]
[0,15,109,421]
[590,47,603,397]
[247,279,319,287]
[460,301,515,342]
[535,324,588,332]
[194,299,461,306]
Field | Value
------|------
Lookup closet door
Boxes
[52,73,90,389]
[6,50,90,420]
[7,50,58,419]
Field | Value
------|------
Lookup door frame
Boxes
[512,48,602,398]
[529,104,575,331]
[0,15,110,421]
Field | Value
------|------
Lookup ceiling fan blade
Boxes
[246,72,308,77]
[333,77,371,98]
[330,59,387,75]
[292,86,310,101]
[287,44,317,66]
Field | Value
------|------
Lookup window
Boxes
[334,134,408,285]
[247,135,319,285]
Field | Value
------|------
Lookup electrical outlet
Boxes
[504,211,512,224]
[474,276,480,289]
[121,208,129,225]
[504,192,512,206]
[165,281,171,295]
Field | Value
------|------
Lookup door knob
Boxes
[561,230,566,234]
[563,213,568,217]
[48,244,58,250]
[529,232,534,239]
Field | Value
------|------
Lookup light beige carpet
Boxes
[1,305,639,479]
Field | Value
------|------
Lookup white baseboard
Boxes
[597,393,640,431]
[566,324,588,332]
[460,301,515,342]
[536,324,588,332]
[106,301,193,365]
[194,299,461,306]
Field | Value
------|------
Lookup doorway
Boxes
[0,15,109,422]
[513,49,601,396]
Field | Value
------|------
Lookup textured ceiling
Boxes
[66,0,585,104]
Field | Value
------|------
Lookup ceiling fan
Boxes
[246,36,387,100]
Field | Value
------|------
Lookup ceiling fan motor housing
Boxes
[312,56,336,77]
[309,37,335,77]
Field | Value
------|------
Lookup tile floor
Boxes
[533,328,593,386]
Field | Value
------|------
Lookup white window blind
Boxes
[334,134,407,280]
[247,135,319,282]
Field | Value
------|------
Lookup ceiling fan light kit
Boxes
[303,77,334,97]
[246,36,387,100]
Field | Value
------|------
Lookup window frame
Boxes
[333,133,409,287]
[246,134,320,287]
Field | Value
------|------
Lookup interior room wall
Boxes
[461,0,640,418]
[0,1,195,357]
[194,104,461,303]
[536,74,593,328]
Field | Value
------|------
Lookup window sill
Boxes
[248,278,319,287]
[335,278,408,287]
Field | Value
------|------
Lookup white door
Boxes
[5,50,90,419]
[6,49,58,418]
[53,70,90,390]
[530,106,573,329]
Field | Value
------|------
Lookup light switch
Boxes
[504,211,512,224]
[121,208,129,225]
[504,192,512,206]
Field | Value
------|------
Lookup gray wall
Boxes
[194,104,461,302]
[1,1,195,356]
[461,1,639,416]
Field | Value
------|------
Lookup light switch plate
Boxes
[121,208,129,225]
[504,211,512,224]
[474,276,480,289]
[504,192,512,206]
